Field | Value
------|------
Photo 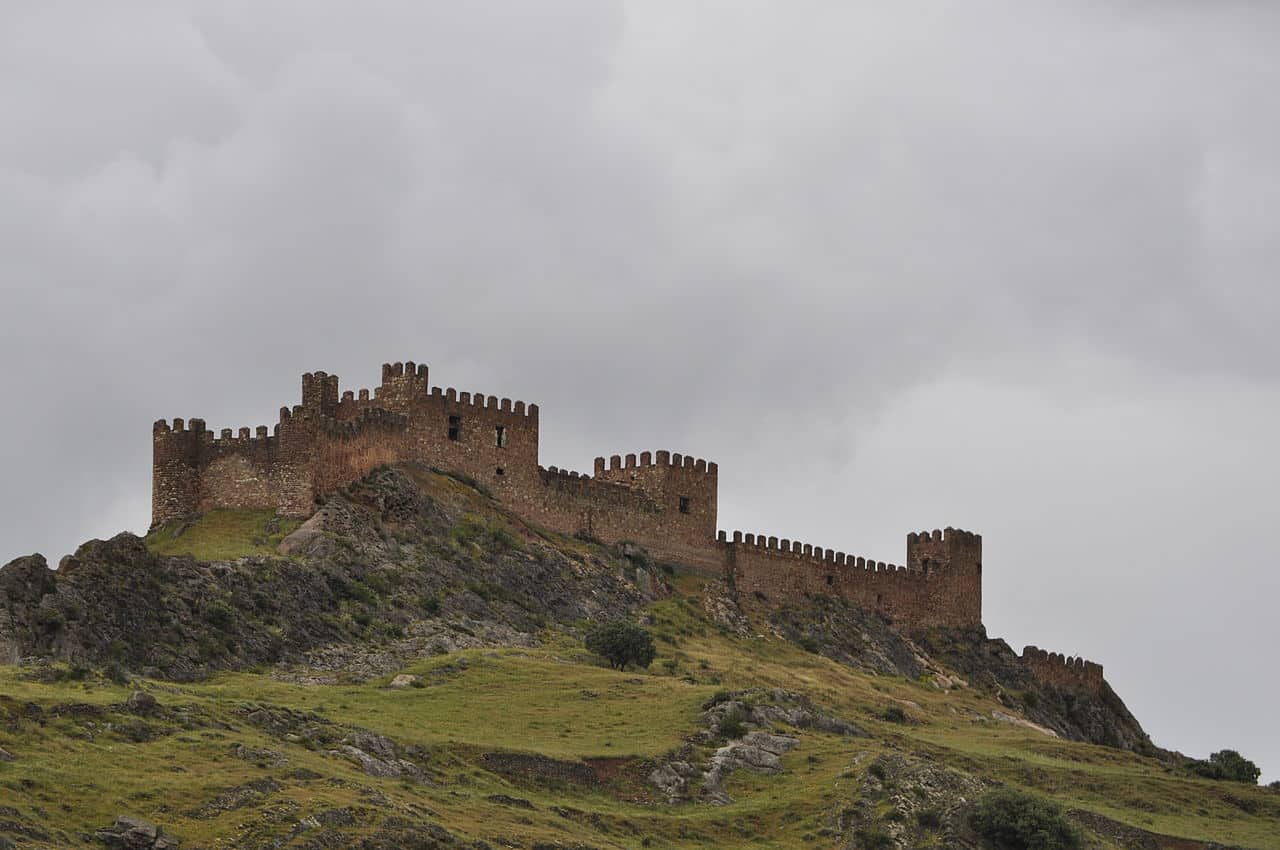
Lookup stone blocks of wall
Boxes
[1022,646,1104,694]
[722,527,982,628]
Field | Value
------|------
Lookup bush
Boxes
[718,706,748,740]
[970,789,1082,850]
[881,705,907,723]
[854,827,894,850]
[1187,749,1262,784]
[584,619,656,670]
[203,600,235,628]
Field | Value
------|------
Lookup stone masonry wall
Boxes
[1022,646,1104,695]
[724,527,982,629]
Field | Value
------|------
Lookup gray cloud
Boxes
[2,1,1278,779]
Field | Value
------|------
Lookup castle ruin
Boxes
[154,360,999,635]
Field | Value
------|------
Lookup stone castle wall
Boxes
[722,527,982,629]
[1022,646,1104,695]
[153,360,982,628]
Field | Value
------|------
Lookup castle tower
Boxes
[906,527,982,625]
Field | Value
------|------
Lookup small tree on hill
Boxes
[1189,749,1262,784]
[970,788,1083,850]
[585,620,656,671]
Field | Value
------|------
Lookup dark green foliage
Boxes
[33,604,65,632]
[854,827,894,849]
[718,706,748,740]
[916,807,942,828]
[970,789,1082,850]
[203,600,235,628]
[347,581,378,605]
[1187,750,1262,784]
[451,514,518,553]
[882,705,907,723]
[584,619,656,670]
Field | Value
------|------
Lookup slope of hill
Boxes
[0,465,1276,849]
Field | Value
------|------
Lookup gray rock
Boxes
[387,674,420,689]
[125,690,157,716]
[336,744,423,781]
[701,732,798,805]
[648,760,698,802]
[94,815,179,849]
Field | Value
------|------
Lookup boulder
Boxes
[388,674,421,689]
[125,691,158,716]
[94,815,179,849]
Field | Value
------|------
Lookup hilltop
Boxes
[0,464,1276,849]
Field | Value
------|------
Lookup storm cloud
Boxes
[2,2,1278,779]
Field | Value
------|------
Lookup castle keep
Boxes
[154,360,990,630]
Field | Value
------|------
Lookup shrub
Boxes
[854,827,894,850]
[970,789,1082,850]
[1187,750,1262,784]
[451,514,517,553]
[584,619,656,670]
[882,705,907,723]
[203,600,235,628]
[718,706,748,740]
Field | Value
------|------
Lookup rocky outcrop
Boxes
[0,465,666,680]
[765,593,923,678]
[701,731,798,805]
[830,753,988,849]
[912,626,1153,753]
[650,689,866,805]
[94,816,180,849]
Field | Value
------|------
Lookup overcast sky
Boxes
[2,2,1278,781]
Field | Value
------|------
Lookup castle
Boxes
[151,360,1076,675]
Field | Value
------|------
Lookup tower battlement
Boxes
[153,360,984,629]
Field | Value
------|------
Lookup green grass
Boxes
[1,576,1276,849]
[144,509,301,560]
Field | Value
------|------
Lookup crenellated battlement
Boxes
[593,451,717,475]
[721,529,912,574]
[1022,645,1104,694]
[152,359,984,630]
[428,387,538,417]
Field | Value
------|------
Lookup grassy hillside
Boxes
[1,467,1276,848]
[3,584,1277,848]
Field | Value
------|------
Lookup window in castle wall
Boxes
[495,467,505,477]
[495,425,507,448]
[448,415,461,441]
[825,574,833,586]
[678,496,691,514]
